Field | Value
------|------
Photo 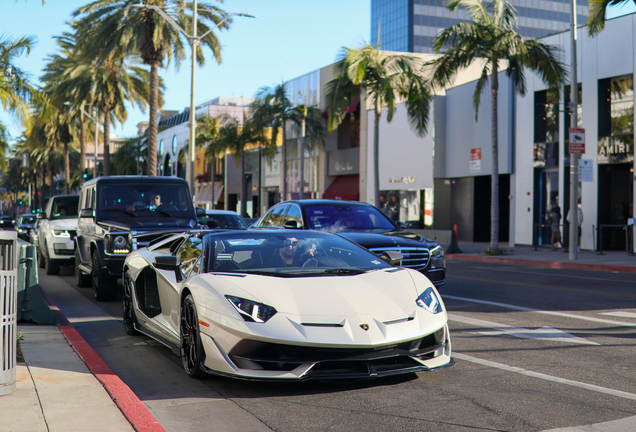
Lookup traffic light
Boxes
[19,200,23,205]
[83,168,88,179]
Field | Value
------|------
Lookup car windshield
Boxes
[98,183,193,217]
[199,213,249,229]
[205,231,392,277]
[50,196,79,220]
[20,216,36,224]
[305,204,396,232]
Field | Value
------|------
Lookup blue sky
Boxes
[2,1,635,143]
[1,0,370,141]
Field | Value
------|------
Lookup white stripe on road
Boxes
[454,353,636,401]
[600,311,636,319]
[443,295,636,327]
[447,314,599,345]
[472,266,636,284]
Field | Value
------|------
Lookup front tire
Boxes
[75,250,91,288]
[92,250,116,301]
[180,294,205,378]
[122,271,140,336]
[44,246,60,275]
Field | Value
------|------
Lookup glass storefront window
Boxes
[598,76,634,164]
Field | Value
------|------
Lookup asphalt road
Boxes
[39,261,636,432]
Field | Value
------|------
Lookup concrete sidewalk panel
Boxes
[18,326,134,432]
[0,364,47,432]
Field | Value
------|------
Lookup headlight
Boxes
[430,245,444,259]
[107,234,130,254]
[52,230,70,237]
[225,295,277,323]
[416,287,443,314]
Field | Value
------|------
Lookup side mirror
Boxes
[153,255,183,282]
[397,221,406,229]
[283,220,298,229]
[196,207,207,218]
[79,208,94,219]
[37,212,47,220]
[379,250,403,266]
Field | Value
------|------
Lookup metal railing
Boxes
[596,224,634,256]
[0,231,17,396]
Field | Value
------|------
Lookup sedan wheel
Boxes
[180,294,205,378]
[122,272,140,336]
[44,246,60,275]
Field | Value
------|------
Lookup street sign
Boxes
[569,127,585,154]
[578,159,593,182]
[470,148,481,173]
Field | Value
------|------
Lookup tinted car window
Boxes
[50,196,79,220]
[306,204,395,230]
[285,205,303,226]
[177,236,203,277]
[98,183,193,215]
[199,213,248,229]
[260,205,289,227]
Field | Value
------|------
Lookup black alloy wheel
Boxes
[75,249,91,288]
[180,294,205,378]
[92,250,116,301]
[122,271,140,336]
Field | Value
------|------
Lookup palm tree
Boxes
[0,122,9,172]
[325,44,432,208]
[218,118,268,217]
[0,34,43,128]
[287,104,325,198]
[74,0,230,177]
[111,136,147,175]
[428,0,566,251]
[196,115,226,207]
[251,84,325,201]
[587,0,633,35]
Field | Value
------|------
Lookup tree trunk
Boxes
[300,119,306,199]
[211,154,216,208]
[281,124,287,201]
[373,98,381,207]
[490,58,500,251]
[147,62,159,176]
[79,116,87,185]
[48,163,55,199]
[103,110,111,177]
[63,141,70,194]
[240,148,247,217]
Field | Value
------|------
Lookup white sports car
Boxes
[123,229,453,380]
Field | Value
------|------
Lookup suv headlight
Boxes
[107,234,130,254]
[52,230,71,238]
[416,287,443,314]
[226,295,277,323]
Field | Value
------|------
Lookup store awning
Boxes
[196,183,224,205]
[322,175,359,201]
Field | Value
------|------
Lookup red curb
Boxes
[39,288,166,432]
[447,254,636,273]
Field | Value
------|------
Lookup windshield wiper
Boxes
[101,208,137,217]
[321,268,368,275]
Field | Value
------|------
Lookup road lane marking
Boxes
[448,314,599,345]
[454,353,636,401]
[443,295,636,328]
[447,275,636,300]
[471,266,636,284]
[600,311,636,319]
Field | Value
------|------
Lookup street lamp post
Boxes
[133,2,255,198]
[65,102,101,178]
[568,0,579,260]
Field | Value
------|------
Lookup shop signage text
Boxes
[389,176,417,184]
[598,142,632,156]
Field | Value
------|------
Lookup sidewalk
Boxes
[1,325,137,432]
[447,241,636,273]
[1,245,634,432]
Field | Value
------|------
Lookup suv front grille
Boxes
[369,247,430,270]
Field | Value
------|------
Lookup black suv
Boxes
[253,200,446,285]
[75,176,204,301]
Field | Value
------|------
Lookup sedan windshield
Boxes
[206,231,392,276]
[305,204,396,232]
[199,213,248,229]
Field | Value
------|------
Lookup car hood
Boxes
[208,268,427,318]
[48,218,78,230]
[98,218,196,232]
[336,230,436,249]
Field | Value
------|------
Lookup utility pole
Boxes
[568,0,579,260]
